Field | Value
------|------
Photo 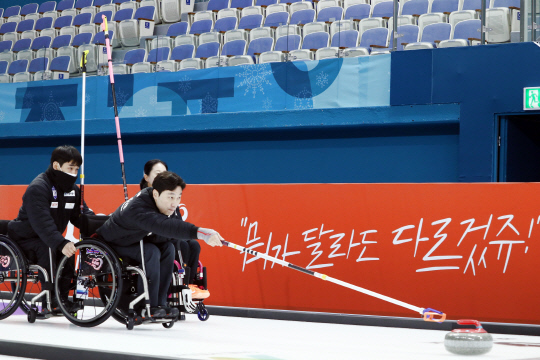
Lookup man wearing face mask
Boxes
[8,145,94,313]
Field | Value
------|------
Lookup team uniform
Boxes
[96,187,199,308]
[8,166,94,304]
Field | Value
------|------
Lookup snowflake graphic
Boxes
[85,92,91,105]
[199,92,218,113]
[149,94,157,105]
[237,64,274,98]
[178,76,191,94]
[0,110,5,122]
[134,107,148,118]
[316,71,329,88]
[114,88,129,109]
[39,91,65,121]
[294,88,313,110]
[262,98,272,111]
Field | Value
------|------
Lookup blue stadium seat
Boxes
[207,0,230,13]
[54,15,74,31]
[3,6,21,20]
[238,14,263,30]
[461,0,489,11]
[39,2,57,14]
[228,36,273,65]
[318,7,343,22]
[0,40,12,52]
[57,0,76,14]
[289,31,329,60]
[112,48,146,74]
[114,8,134,21]
[0,22,17,37]
[35,16,54,34]
[404,22,450,49]
[60,12,93,40]
[156,43,195,71]
[190,19,213,35]
[52,34,72,49]
[372,1,393,19]
[257,0,278,7]
[206,38,246,67]
[13,56,48,82]
[358,27,389,51]
[492,0,519,7]
[49,55,71,79]
[215,17,238,33]
[231,0,254,9]
[7,59,29,79]
[2,19,33,43]
[132,46,169,73]
[343,3,370,21]
[7,38,31,63]
[290,9,315,26]
[393,24,419,50]
[0,60,9,82]
[314,28,359,59]
[286,0,304,4]
[439,19,480,47]
[16,36,52,62]
[259,33,300,63]
[21,3,39,19]
[0,40,14,65]
[167,22,189,38]
[95,0,113,8]
[400,0,429,22]
[118,5,155,47]
[265,11,289,28]
[76,0,95,11]
[180,41,220,70]
[430,0,459,18]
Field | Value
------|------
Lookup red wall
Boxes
[1,183,538,325]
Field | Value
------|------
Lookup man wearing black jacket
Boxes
[8,145,94,312]
[97,171,223,318]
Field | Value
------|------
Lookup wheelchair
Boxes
[54,214,209,330]
[0,219,77,324]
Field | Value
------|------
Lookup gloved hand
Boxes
[197,228,224,247]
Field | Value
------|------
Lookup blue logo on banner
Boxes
[145,22,150,29]
[59,74,64,79]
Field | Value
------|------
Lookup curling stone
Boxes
[445,319,493,355]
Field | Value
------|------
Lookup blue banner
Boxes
[0,56,390,124]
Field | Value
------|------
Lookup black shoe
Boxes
[159,305,179,318]
[146,307,166,319]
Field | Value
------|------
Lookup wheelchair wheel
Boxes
[55,239,123,327]
[0,235,27,320]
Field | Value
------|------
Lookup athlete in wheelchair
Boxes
[51,171,223,329]
[0,145,93,322]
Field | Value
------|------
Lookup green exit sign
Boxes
[524,87,540,110]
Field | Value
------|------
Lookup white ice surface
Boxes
[0,314,539,360]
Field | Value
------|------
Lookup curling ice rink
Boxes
[0,312,539,360]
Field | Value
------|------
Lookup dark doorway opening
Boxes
[498,115,540,182]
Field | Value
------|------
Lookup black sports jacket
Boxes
[96,187,199,247]
[8,169,93,250]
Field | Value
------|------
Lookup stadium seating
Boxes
[439,19,480,47]
[59,12,92,39]
[228,36,273,65]
[56,31,92,73]
[49,55,71,78]
[119,5,155,47]
[57,0,76,15]
[315,29,358,59]
[206,38,246,67]
[78,30,114,72]
[0,60,7,78]
[156,43,195,71]
[13,57,48,82]
[3,6,21,22]
[0,59,28,83]
[259,33,300,63]
[404,22,451,49]
[112,47,146,73]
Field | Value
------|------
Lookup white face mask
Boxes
[63,171,77,177]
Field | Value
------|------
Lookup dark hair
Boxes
[140,159,169,190]
[50,145,82,167]
[152,171,186,194]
